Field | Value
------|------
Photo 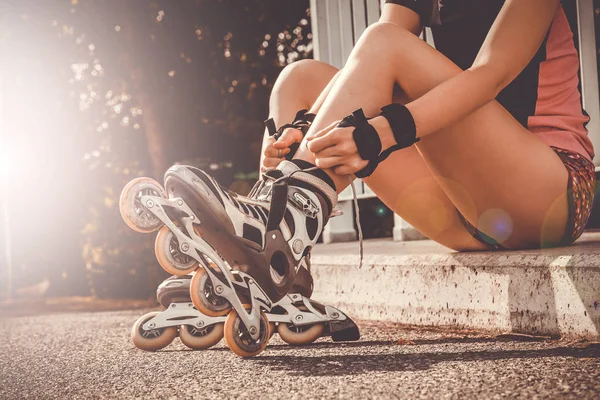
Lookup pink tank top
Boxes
[528,5,594,161]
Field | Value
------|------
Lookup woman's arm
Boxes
[306,0,561,175]
[400,0,560,140]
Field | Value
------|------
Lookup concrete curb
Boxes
[311,233,600,338]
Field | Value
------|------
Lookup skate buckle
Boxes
[292,192,318,219]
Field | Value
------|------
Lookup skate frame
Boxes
[142,302,226,332]
[141,295,349,336]
[140,193,271,341]
[267,293,349,326]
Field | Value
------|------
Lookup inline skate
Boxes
[132,267,359,351]
[119,159,353,356]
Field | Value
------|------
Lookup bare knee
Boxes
[272,59,337,107]
[275,59,337,90]
[353,22,414,58]
[281,58,331,74]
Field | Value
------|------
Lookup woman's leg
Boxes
[260,59,338,167]
[294,22,570,250]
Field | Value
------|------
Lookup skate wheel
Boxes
[224,304,270,357]
[277,322,325,346]
[131,312,177,351]
[155,226,199,276]
[120,177,166,233]
[190,268,231,317]
[179,323,224,350]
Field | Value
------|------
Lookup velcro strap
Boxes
[264,110,315,161]
[271,109,315,140]
[337,105,419,178]
[265,118,277,137]
[354,160,379,178]
[287,143,300,159]
[355,143,404,178]
[266,177,288,231]
[380,103,419,148]
[292,109,315,128]
[337,109,381,161]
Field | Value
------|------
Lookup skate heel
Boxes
[267,294,361,345]
[329,314,361,342]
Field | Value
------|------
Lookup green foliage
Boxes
[2,0,311,298]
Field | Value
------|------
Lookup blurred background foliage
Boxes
[0,0,313,299]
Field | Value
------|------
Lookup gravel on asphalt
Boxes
[1,309,599,399]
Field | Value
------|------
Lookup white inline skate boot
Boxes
[119,159,356,356]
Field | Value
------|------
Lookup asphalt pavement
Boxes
[1,309,599,399]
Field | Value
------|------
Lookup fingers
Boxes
[263,136,290,158]
[308,125,351,154]
[262,157,283,170]
[314,156,345,169]
[314,153,368,175]
[333,158,369,176]
[263,136,276,156]
[262,135,289,170]
[306,121,338,141]
[273,128,304,149]
[264,146,290,159]
[313,140,358,158]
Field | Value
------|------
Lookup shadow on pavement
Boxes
[266,334,551,351]
[252,343,600,377]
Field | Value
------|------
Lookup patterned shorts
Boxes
[459,146,596,249]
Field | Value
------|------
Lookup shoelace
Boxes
[349,177,364,269]
[248,178,264,199]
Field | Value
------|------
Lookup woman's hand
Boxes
[307,116,393,176]
[261,128,304,171]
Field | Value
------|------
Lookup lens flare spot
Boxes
[429,206,452,233]
[478,209,513,243]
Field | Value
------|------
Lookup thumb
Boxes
[273,128,304,149]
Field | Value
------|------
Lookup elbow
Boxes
[467,63,511,102]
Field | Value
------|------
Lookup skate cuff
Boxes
[278,161,338,210]
[265,109,316,161]
[339,106,419,178]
